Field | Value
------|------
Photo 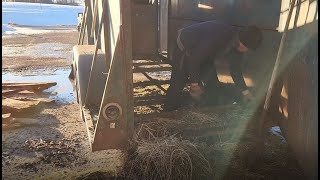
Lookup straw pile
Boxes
[135,105,254,140]
[120,105,259,179]
[122,123,213,180]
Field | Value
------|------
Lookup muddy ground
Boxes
[2,27,306,180]
[2,28,123,179]
[2,31,78,72]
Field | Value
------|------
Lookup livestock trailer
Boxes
[71,0,317,179]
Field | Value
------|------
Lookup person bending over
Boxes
[164,20,263,111]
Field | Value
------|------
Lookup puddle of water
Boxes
[270,126,286,144]
[2,69,75,104]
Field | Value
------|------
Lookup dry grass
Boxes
[121,123,213,180]
[135,105,254,140]
[42,105,304,180]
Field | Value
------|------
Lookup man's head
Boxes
[237,26,263,52]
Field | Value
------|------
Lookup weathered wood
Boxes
[90,0,99,38]
[2,82,57,91]
[2,89,21,96]
[16,90,35,95]
[2,98,40,113]
[91,0,134,151]
[78,5,88,45]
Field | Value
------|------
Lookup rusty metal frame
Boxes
[78,0,134,151]
[90,0,134,151]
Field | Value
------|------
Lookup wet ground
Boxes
[2,69,75,104]
[2,25,125,180]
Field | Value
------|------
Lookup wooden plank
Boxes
[2,98,40,113]
[2,82,57,91]
[123,0,135,141]
[2,82,56,86]
[16,90,35,95]
[2,89,21,96]
[2,90,35,97]
[90,0,99,38]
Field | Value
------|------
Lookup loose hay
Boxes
[135,105,254,141]
[122,121,214,180]
[123,136,212,180]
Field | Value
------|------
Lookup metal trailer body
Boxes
[72,0,317,178]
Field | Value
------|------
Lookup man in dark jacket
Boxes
[164,20,263,111]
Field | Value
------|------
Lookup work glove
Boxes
[189,83,205,101]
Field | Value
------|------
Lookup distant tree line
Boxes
[2,0,82,6]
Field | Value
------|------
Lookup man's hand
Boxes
[189,83,204,101]
[241,89,254,102]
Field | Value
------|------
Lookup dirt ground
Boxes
[2,32,78,72]
[2,28,124,180]
[2,27,306,180]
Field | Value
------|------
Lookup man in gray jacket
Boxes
[164,20,263,111]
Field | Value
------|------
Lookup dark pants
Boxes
[164,45,220,111]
